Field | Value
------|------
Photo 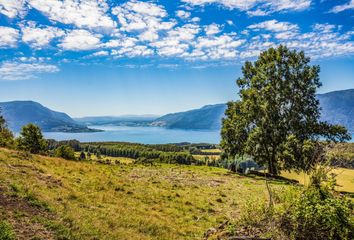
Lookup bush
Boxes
[282,185,354,240]
[281,166,354,240]
[0,221,15,240]
[55,145,76,160]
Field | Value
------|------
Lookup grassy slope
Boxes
[0,148,292,240]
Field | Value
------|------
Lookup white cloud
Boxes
[111,45,154,58]
[21,23,65,48]
[176,10,191,19]
[166,23,200,41]
[0,0,25,18]
[248,20,299,32]
[241,22,354,61]
[59,29,102,51]
[226,20,234,26]
[112,0,175,42]
[0,61,59,80]
[204,23,222,35]
[181,0,311,14]
[0,26,20,48]
[91,50,109,57]
[330,0,354,13]
[27,0,116,31]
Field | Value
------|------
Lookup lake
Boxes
[44,125,221,144]
[43,126,354,144]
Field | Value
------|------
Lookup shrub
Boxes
[281,166,354,240]
[281,185,354,240]
[0,221,15,240]
[55,145,76,160]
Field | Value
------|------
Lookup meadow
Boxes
[0,147,295,240]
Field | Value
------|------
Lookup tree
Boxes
[17,124,48,154]
[0,108,14,148]
[55,145,76,160]
[221,46,351,175]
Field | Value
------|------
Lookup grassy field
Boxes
[0,147,295,240]
[281,168,354,193]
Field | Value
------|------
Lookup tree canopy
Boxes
[17,123,48,154]
[221,46,351,175]
[0,109,14,148]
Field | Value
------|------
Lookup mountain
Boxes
[0,101,98,132]
[75,115,159,127]
[317,89,354,133]
[152,89,354,133]
[151,104,227,130]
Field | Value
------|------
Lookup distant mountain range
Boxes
[75,115,159,127]
[0,101,98,133]
[0,89,353,133]
[151,104,227,130]
[151,89,354,133]
[317,89,354,133]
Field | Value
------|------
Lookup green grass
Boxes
[0,147,294,240]
[0,220,15,240]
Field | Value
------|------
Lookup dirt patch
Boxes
[0,186,56,240]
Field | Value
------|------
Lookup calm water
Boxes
[44,125,221,144]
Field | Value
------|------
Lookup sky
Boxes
[0,0,353,117]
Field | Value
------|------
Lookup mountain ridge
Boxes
[152,89,354,133]
[0,101,98,133]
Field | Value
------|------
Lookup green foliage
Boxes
[282,186,354,240]
[16,124,48,154]
[55,145,76,160]
[221,46,351,175]
[0,221,15,240]
[0,109,14,148]
[81,142,202,165]
[280,165,354,239]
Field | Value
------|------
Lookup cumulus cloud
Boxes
[112,0,175,42]
[181,0,311,15]
[204,23,222,35]
[0,60,59,80]
[330,0,354,13]
[59,29,102,51]
[21,22,65,48]
[27,0,116,31]
[248,20,299,32]
[0,26,20,48]
[91,50,109,57]
[176,10,191,19]
[241,22,354,60]
[0,0,25,18]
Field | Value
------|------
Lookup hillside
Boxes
[0,147,290,239]
[151,104,227,130]
[317,89,354,133]
[152,89,354,132]
[0,101,97,133]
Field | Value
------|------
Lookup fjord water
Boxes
[43,125,221,144]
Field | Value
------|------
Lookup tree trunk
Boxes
[268,158,278,176]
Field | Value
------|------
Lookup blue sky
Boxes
[0,0,353,117]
